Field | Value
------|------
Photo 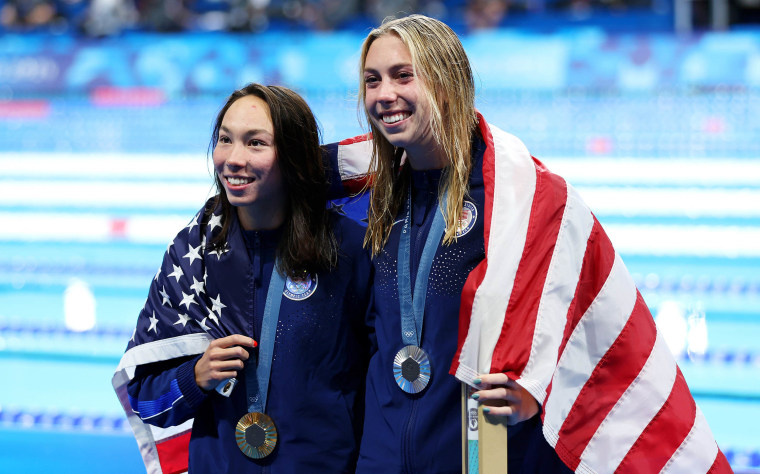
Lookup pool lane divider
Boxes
[0,407,131,434]
[0,407,757,471]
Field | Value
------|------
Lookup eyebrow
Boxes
[219,125,274,137]
[364,63,413,74]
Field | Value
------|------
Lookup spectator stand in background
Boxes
[0,0,89,33]
[7,0,757,36]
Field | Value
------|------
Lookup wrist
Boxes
[177,355,209,409]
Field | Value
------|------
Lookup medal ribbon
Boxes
[397,184,447,346]
[245,264,286,414]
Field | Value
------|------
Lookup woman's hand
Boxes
[472,373,539,426]
[194,335,257,391]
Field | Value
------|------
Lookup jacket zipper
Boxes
[402,398,419,474]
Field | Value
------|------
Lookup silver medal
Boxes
[393,345,432,394]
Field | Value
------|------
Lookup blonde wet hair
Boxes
[359,14,478,256]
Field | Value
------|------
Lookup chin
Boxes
[225,195,251,207]
[377,131,410,149]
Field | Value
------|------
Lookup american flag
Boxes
[335,116,732,473]
[112,204,242,474]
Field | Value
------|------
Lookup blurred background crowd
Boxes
[1,0,758,36]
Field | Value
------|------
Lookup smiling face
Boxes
[363,34,444,169]
[212,94,286,230]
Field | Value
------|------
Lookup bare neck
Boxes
[236,203,286,231]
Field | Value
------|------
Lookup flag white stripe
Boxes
[112,333,215,473]
[148,419,194,443]
[455,128,536,382]
[336,139,373,180]
[543,253,637,441]
[115,333,214,372]
[578,332,676,473]
[662,407,719,474]
[518,185,594,403]
[113,369,193,474]
[113,369,164,474]
[450,118,726,473]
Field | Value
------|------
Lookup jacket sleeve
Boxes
[126,355,209,428]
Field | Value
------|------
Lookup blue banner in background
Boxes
[1,29,760,95]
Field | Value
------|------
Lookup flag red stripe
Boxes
[341,176,370,194]
[490,166,567,376]
[338,133,371,145]
[564,218,616,347]
[708,450,733,474]
[544,219,615,417]
[156,431,191,474]
[555,293,655,470]
[449,115,496,376]
[449,117,725,474]
[476,113,496,253]
[617,367,696,473]
[451,261,489,375]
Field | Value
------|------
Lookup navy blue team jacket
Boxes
[127,205,373,473]
[326,134,571,474]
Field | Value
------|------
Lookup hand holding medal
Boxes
[194,334,257,391]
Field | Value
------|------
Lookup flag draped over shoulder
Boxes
[332,115,731,473]
[112,204,249,474]
[448,115,732,473]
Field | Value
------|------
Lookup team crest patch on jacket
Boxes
[455,201,477,238]
[283,273,318,301]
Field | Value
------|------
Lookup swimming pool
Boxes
[1,93,758,472]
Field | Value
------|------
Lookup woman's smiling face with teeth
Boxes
[363,34,437,165]
[212,95,285,226]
